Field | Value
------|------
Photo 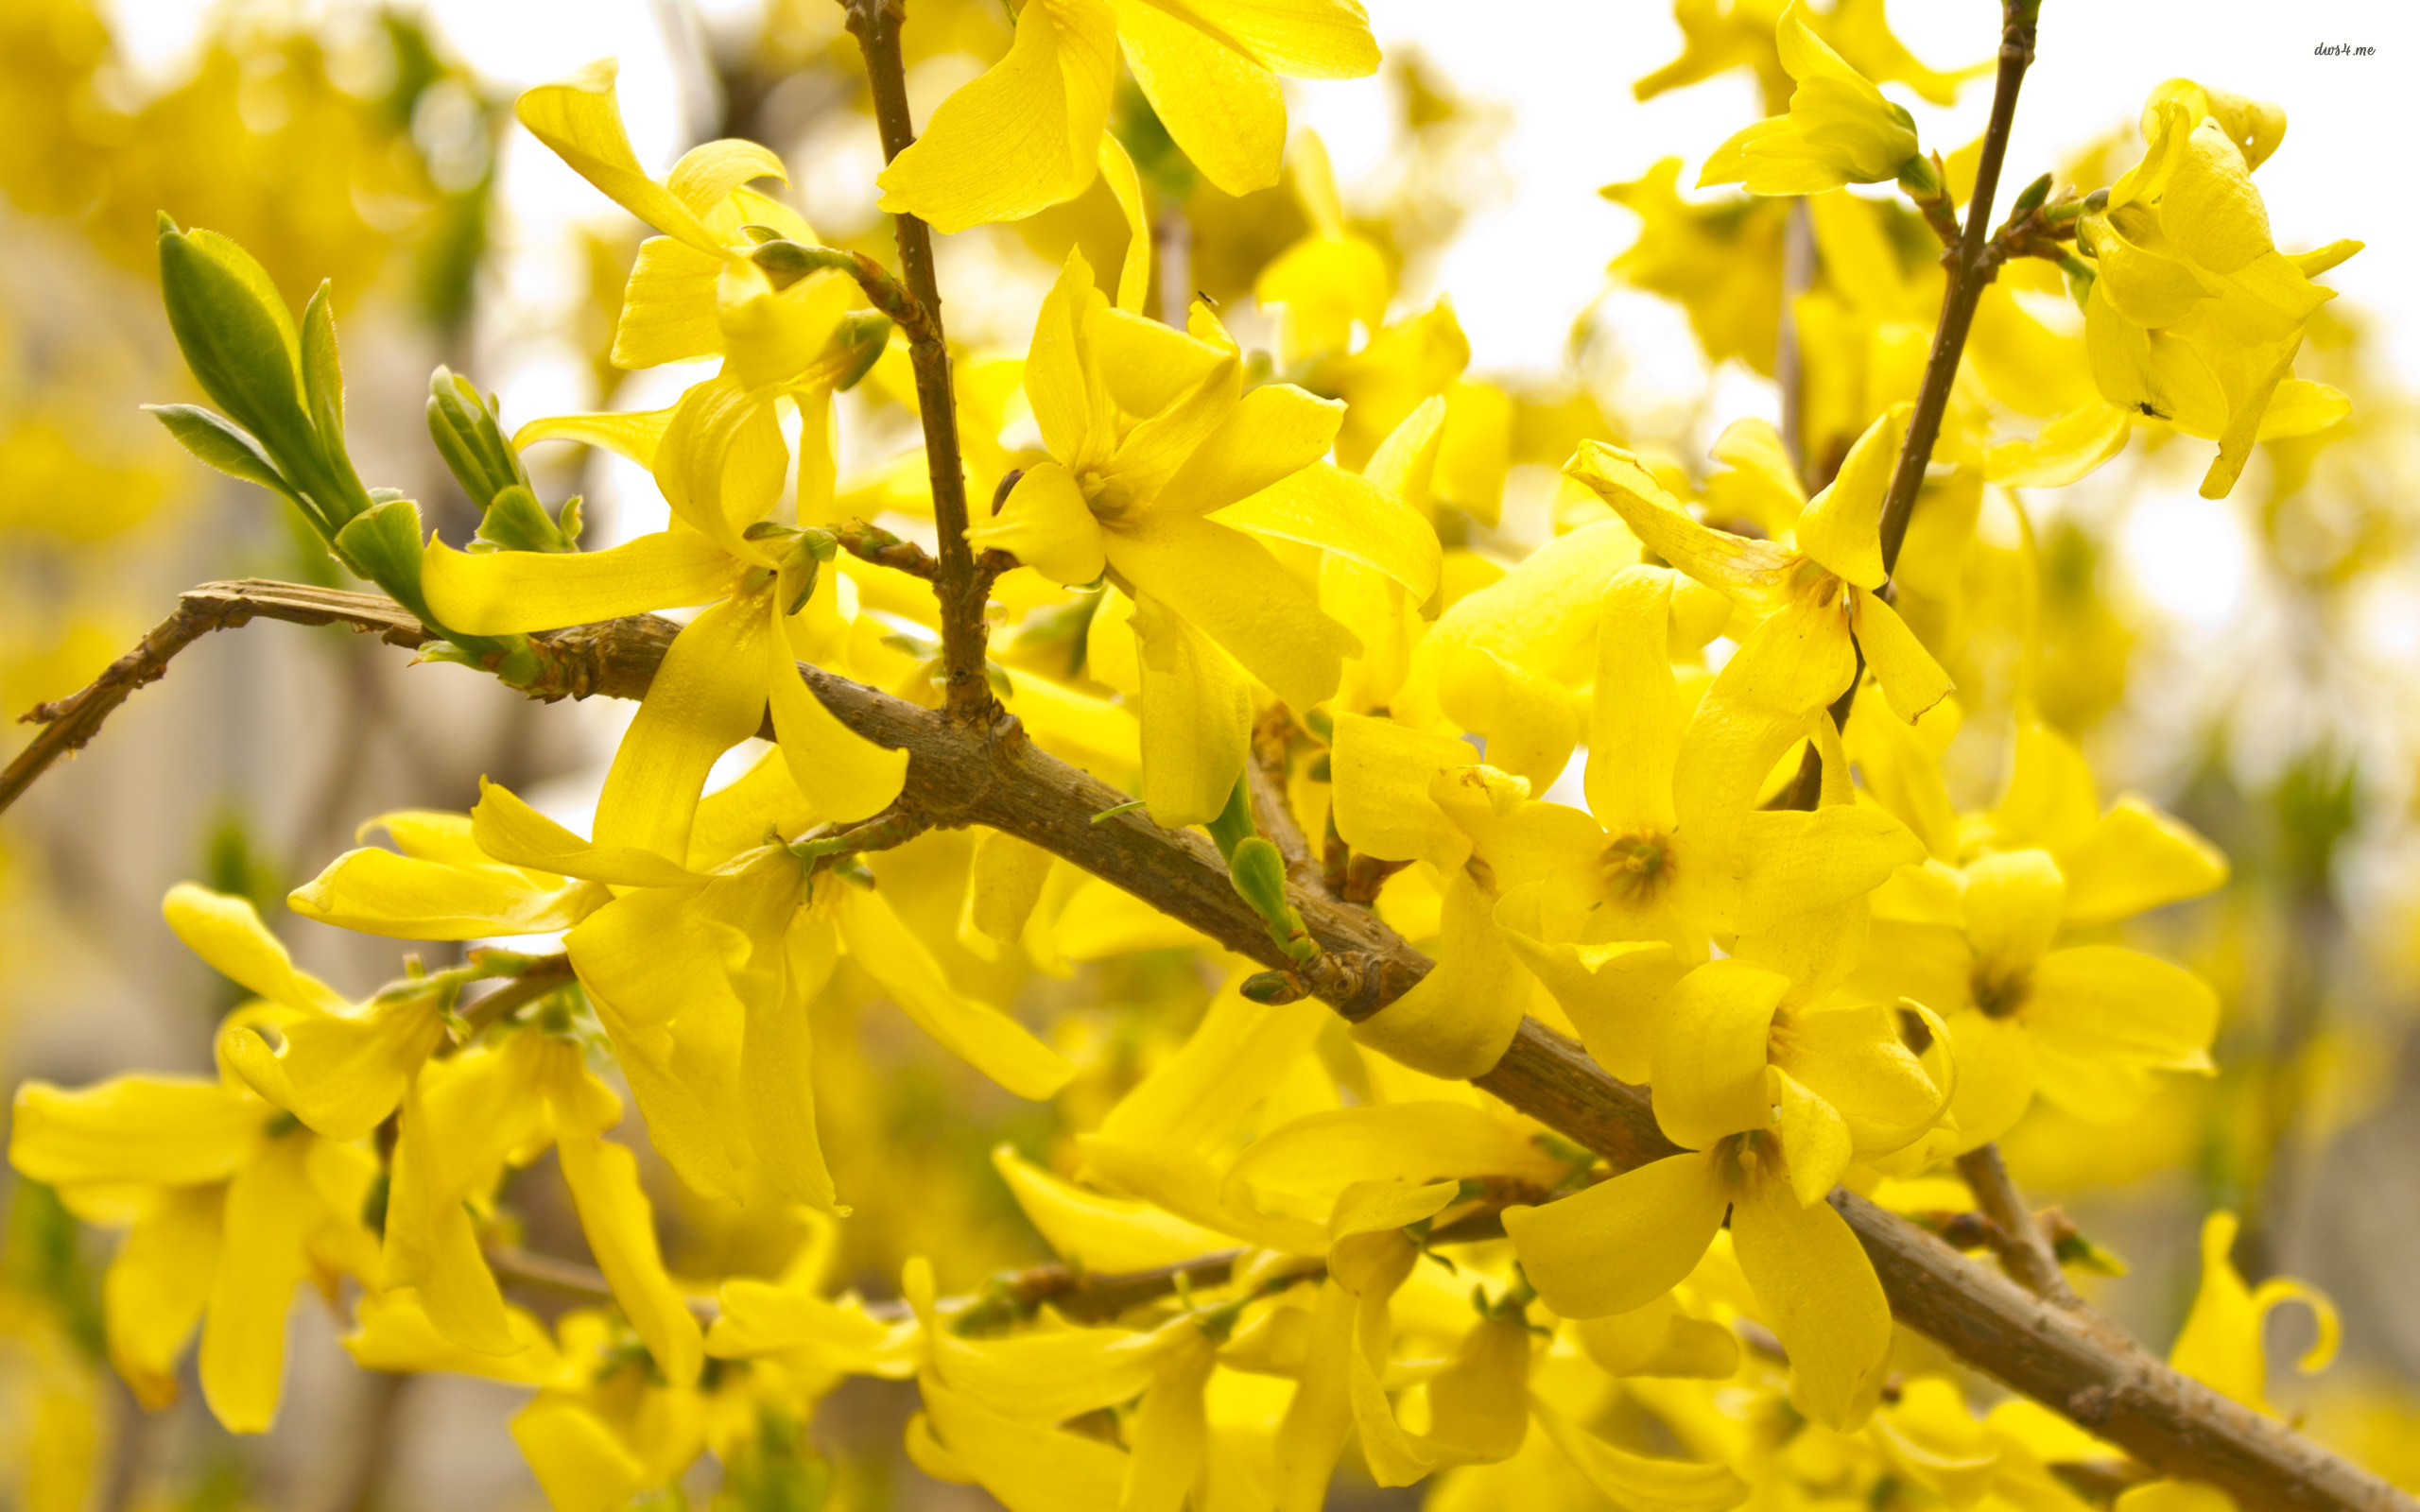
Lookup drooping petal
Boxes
[741,920,839,1212]
[766,627,910,824]
[1728,1161,1892,1432]
[1564,441,1795,610]
[1851,587,1955,722]
[220,991,447,1144]
[1437,642,1579,792]
[1326,713,1476,868]
[1097,976,1329,1152]
[1126,592,1253,829]
[875,0,1119,232]
[105,1186,223,1409]
[1111,511,1357,713]
[516,60,721,254]
[2058,797,2229,927]
[834,885,1075,1100]
[1228,1103,1563,1226]
[469,779,703,887]
[1530,1394,1748,1512]
[555,1126,706,1387]
[1349,866,1528,1078]
[2025,946,2220,1117]
[163,885,348,1017]
[199,1137,318,1433]
[991,1145,1231,1272]
[1571,1293,1740,1382]
[1495,885,1685,1085]
[1501,1152,1728,1319]
[421,525,737,639]
[592,590,778,861]
[2168,1211,2339,1414]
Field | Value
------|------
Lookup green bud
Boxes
[426,366,527,509]
[1239,971,1300,1005]
[2010,172,2053,216]
[832,310,893,391]
[1895,152,1943,200]
[2083,187,2110,214]
[1229,836,1315,964]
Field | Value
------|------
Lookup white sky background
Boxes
[100,0,2420,788]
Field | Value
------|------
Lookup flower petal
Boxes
[1108,512,1357,713]
[592,590,778,861]
[199,1137,317,1433]
[1729,1164,1892,1431]
[834,885,1074,1100]
[420,529,735,637]
[1501,1151,1728,1319]
[1651,960,1789,1150]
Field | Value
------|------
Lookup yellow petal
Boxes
[1530,1393,1748,1512]
[1213,461,1441,600]
[2169,1211,2339,1413]
[220,992,446,1144]
[10,1075,261,1189]
[834,885,1075,1099]
[1350,865,1527,1078]
[105,1186,223,1409]
[1570,1293,1740,1381]
[1651,960,1789,1150]
[1126,591,1253,828]
[1495,885,1684,1085]
[512,405,676,469]
[1987,402,2134,489]
[971,460,1109,586]
[1795,404,1906,590]
[1327,713,1476,868]
[1963,847,2066,976]
[420,529,735,637]
[381,1069,518,1356]
[1110,0,1286,196]
[742,920,838,1212]
[1272,1280,1357,1510]
[875,0,1118,232]
[1728,1161,1892,1431]
[1228,1103,1562,1227]
[1157,384,1346,517]
[512,1400,651,1512]
[346,1292,560,1385]
[1438,643,1577,792]
[915,1375,1133,1510]
[653,375,786,556]
[1096,133,1152,314]
[2058,797,2228,927]
[593,589,777,861]
[1586,565,1682,833]
[766,631,909,824]
[1564,441,1793,610]
[163,884,348,1016]
[1851,588,1955,723]
[1502,1152,1728,1319]
[199,1136,318,1433]
[1097,977,1329,1152]
[517,60,720,254]
[470,779,703,887]
[555,1127,705,1387]
[2025,945,2220,1109]
[1424,1314,1533,1464]
[991,1145,1231,1272]
[1123,1332,1215,1511]
[289,847,607,940]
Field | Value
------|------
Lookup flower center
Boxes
[1973,966,2031,1020]
[1599,831,1674,902]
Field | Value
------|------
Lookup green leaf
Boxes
[157,223,304,446]
[1204,773,1257,865]
[300,282,372,524]
[144,404,305,510]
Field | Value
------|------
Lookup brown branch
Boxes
[832,518,938,580]
[843,0,990,722]
[26,577,2411,1512]
[1957,1142,2083,1307]
[1249,707,1322,895]
[444,953,577,1055]
[1876,0,2037,575]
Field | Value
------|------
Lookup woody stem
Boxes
[842,0,993,721]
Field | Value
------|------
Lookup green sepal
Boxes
[1228,836,1316,964]
[333,497,439,626]
[145,404,301,505]
[1205,774,1256,866]
[474,484,577,554]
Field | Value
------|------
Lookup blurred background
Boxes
[5,0,2419,1506]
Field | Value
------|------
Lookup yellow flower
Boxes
[875,0,1379,232]
[1602,160,1789,375]
[1568,408,1954,725]
[2075,80,2359,497]
[2169,1211,2338,1415]
[1505,1126,1893,1432]
[973,246,1437,824]
[1698,1,1925,197]
[10,1021,376,1432]
[1851,721,2228,1145]
[1636,0,1982,113]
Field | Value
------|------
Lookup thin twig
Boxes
[1249,707,1322,895]
[442,954,578,1056]
[832,518,939,580]
[1782,0,2039,813]
[843,0,992,721]
[24,578,2411,1512]
[1957,1142,2083,1307]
